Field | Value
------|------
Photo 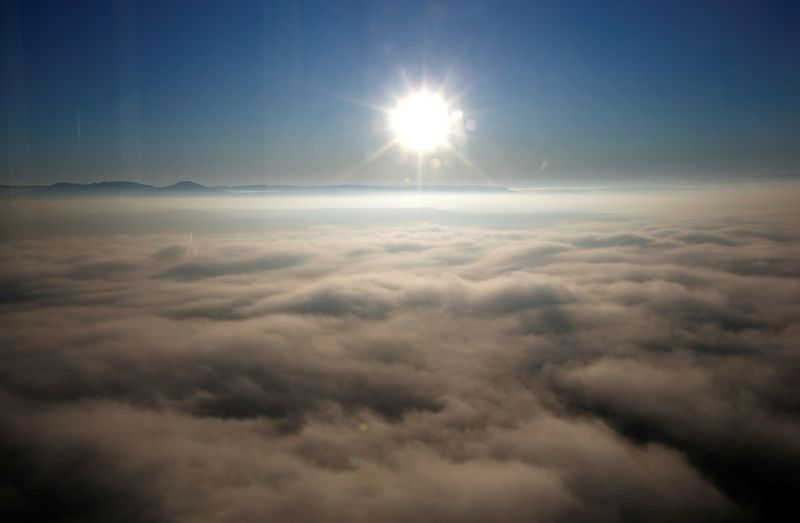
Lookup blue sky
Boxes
[2,0,799,186]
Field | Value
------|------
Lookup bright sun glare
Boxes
[390,92,452,153]
[344,84,482,183]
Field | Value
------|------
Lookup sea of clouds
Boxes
[1,190,798,522]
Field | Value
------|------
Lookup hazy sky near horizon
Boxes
[3,0,800,186]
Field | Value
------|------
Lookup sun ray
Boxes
[338,138,399,183]
[441,140,495,186]
[318,88,391,115]
[314,70,492,188]
[416,151,424,189]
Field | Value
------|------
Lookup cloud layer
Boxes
[1,197,799,522]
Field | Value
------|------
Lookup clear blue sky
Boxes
[3,0,799,186]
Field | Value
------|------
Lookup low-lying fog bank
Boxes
[1,187,798,522]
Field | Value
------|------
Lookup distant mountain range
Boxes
[0,181,511,195]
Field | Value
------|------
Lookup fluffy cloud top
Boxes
[1,194,799,522]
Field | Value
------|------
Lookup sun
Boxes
[390,92,452,153]
[338,81,487,184]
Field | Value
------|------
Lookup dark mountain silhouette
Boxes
[160,181,217,192]
[49,181,155,192]
[0,181,511,195]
